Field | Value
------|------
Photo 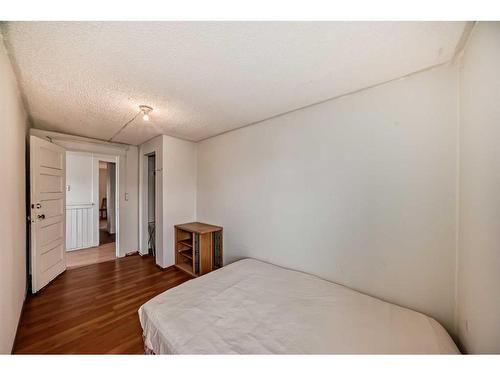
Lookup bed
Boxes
[138,258,459,354]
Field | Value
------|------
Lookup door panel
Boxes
[42,198,64,219]
[39,220,64,246]
[30,135,66,293]
[39,146,64,169]
[40,243,64,272]
[39,170,64,193]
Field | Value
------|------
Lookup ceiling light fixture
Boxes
[139,105,153,121]
[108,104,155,142]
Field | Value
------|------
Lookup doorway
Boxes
[139,142,162,266]
[147,154,156,257]
[65,152,119,269]
[98,161,116,246]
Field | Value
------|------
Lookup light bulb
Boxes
[139,105,153,122]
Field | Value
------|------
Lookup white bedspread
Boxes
[138,258,459,354]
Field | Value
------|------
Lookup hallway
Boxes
[99,219,115,245]
[66,243,116,269]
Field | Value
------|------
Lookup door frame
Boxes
[139,152,158,256]
[92,154,120,257]
[139,137,164,267]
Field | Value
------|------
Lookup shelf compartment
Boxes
[177,243,191,252]
[177,240,193,248]
[178,249,193,260]
[176,229,192,242]
[176,260,196,277]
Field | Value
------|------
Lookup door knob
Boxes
[37,214,46,220]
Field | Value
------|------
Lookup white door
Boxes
[30,135,66,293]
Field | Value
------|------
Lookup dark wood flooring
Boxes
[13,254,192,354]
[99,219,115,245]
[99,229,116,245]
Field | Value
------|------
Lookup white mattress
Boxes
[138,258,459,354]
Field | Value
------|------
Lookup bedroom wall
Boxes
[456,22,500,354]
[0,34,28,353]
[66,152,94,204]
[162,135,197,267]
[197,64,459,333]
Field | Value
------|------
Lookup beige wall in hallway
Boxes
[0,33,28,353]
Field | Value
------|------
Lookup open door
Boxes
[30,135,66,293]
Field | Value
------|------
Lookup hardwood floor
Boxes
[99,219,115,245]
[99,229,116,245]
[13,255,192,354]
[66,243,117,269]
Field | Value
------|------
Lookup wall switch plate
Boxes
[125,193,129,201]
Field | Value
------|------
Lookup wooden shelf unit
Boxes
[178,240,193,248]
[174,222,223,277]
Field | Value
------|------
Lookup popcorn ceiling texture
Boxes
[2,22,466,145]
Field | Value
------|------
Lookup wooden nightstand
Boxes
[174,222,223,277]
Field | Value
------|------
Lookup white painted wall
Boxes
[162,135,197,267]
[456,22,500,354]
[31,129,139,257]
[139,135,197,268]
[0,34,28,353]
[65,152,95,250]
[66,152,93,204]
[197,64,459,333]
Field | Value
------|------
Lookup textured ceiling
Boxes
[2,22,466,145]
